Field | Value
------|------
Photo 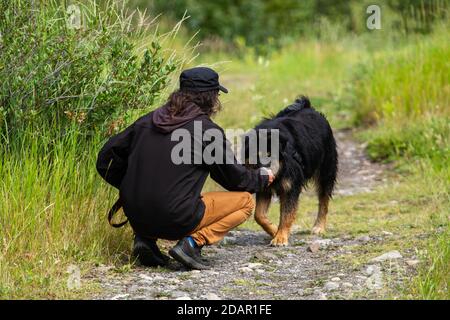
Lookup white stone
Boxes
[169,278,181,284]
[324,281,339,291]
[318,293,328,300]
[370,250,402,262]
[331,277,341,282]
[139,274,154,281]
[247,262,263,269]
[365,265,381,276]
[366,272,383,290]
[357,235,371,242]
[111,294,129,300]
[342,282,353,288]
[406,259,420,266]
[171,290,189,298]
[203,293,221,300]
[315,239,332,247]
[221,236,237,245]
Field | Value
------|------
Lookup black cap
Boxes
[180,67,228,93]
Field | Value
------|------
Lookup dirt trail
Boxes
[90,130,415,300]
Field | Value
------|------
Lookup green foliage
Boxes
[0,0,177,136]
[386,0,448,33]
[352,25,449,173]
[131,0,449,48]
[132,0,350,47]
[362,117,450,170]
[354,29,449,122]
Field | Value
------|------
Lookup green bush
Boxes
[362,117,450,170]
[353,25,449,171]
[354,28,449,123]
[0,0,177,137]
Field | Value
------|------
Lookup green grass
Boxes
[354,25,449,123]
[410,224,449,299]
[0,124,133,298]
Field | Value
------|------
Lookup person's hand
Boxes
[267,168,275,185]
[261,167,275,185]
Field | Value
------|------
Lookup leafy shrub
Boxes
[0,0,178,137]
[352,25,449,172]
[362,117,450,170]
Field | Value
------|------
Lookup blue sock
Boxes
[186,236,198,248]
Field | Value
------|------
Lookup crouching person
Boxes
[97,67,274,270]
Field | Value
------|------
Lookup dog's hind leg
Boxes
[312,138,338,235]
[312,195,329,235]
[271,190,299,246]
[255,191,277,238]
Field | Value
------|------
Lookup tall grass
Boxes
[0,0,189,299]
[351,23,449,299]
[410,224,449,299]
[353,23,449,172]
[0,124,132,298]
[355,25,449,123]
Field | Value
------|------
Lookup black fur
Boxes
[243,96,338,243]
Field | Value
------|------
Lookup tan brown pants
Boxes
[190,191,255,246]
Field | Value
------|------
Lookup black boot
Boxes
[147,238,170,263]
[169,238,209,270]
[133,235,168,267]
[193,245,211,265]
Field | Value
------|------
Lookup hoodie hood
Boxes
[152,103,206,133]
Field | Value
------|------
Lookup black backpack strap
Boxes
[108,197,128,228]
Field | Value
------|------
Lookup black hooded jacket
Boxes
[96,106,269,240]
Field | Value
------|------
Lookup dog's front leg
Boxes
[271,191,299,246]
[254,191,277,238]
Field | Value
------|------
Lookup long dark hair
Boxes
[166,89,222,116]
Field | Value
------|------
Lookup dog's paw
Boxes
[311,225,325,235]
[270,234,289,246]
[266,225,278,238]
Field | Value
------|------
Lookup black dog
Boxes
[243,96,338,246]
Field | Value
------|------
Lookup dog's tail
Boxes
[275,95,311,118]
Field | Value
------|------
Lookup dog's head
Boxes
[241,126,282,175]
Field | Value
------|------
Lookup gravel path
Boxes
[90,130,414,300]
